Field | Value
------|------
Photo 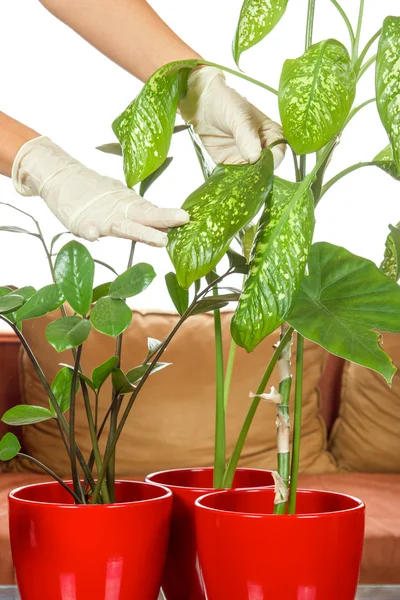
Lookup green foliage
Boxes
[373,145,400,181]
[192,293,240,315]
[165,272,189,315]
[112,362,171,394]
[54,241,95,316]
[126,362,170,383]
[233,0,289,67]
[90,297,132,336]
[232,176,315,351]
[0,432,21,461]
[2,405,54,426]
[46,316,92,352]
[380,223,400,282]
[109,264,156,299]
[0,294,24,314]
[376,17,400,172]
[50,367,79,415]
[168,149,274,289]
[288,242,400,383]
[279,39,355,154]
[112,368,134,395]
[92,356,119,391]
[15,284,64,322]
[92,282,111,303]
[113,60,197,187]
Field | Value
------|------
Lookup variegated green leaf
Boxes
[279,39,356,154]
[380,223,400,282]
[373,144,400,181]
[376,17,400,172]
[168,149,274,289]
[113,60,197,187]
[233,0,289,67]
[231,176,315,352]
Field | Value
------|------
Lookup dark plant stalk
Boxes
[213,288,225,489]
[288,334,304,515]
[17,453,81,503]
[69,345,85,503]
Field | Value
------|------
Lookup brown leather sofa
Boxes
[0,312,399,585]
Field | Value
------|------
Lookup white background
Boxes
[0,0,399,321]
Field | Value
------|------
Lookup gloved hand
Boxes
[179,67,286,168]
[12,136,189,247]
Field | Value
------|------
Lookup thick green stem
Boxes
[357,54,376,81]
[69,345,85,503]
[329,0,355,45]
[198,60,278,96]
[352,0,365,63]
[213,290,225,488]
[222,327,294,488]
[274,324,293,515]
[344,98,376,128]
[320,162,373,198]
[17,453,82,503]
[224,339,237,410]
[305,0,316,50]
[288,334,304,515]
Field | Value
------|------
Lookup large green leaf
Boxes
[109,264,156,299]
[92,356,119,391]
[15,284,64,322]
[0,294,24,314]
[232,176,315,351]
[376,17,400,172]
[90,297,132,337]
[233,0,289,67]
[46,316,92,352]
[112,60,197,187]
[54,241,95,316]
[373,144,400,181]
[2,405,54,426]
[0,287,12,297]
[50,367,79,415]
[168,149,274,289]
[288,242,400,383]
[279,39,356,154]
[380,223,400,282]
[0,433,21,461]
[165,272,189,315]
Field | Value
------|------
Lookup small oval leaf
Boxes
[0,294,24,314]
[50,367,80,415]
[46,316,92,352]
[15,284,64,322]
[112,368,135,395]
[165,272,189,315]
[109,264,156,299]
[126,362,171,384]
[55,241,95,316]
[90,297,132,337]
[92,356,119,391]
[92,282,111,303]
[2,405,54,426]
[0,432,21,461]
[279,39,356,154]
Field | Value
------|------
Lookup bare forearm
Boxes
[39,0,202,82]
[0,113,40,177]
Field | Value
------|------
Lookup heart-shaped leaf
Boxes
[92,282,111,303]
[165,272,189,315]
[2,405,54,426]
[109,264,156,299]
[113,59,197,187]
[279,39,356,154]
[288,242,400,383]
[0,294,24,314]
[46,316,92,352]
[15,284,64,322]
[0,432,21,461]
[92,356,119,391]
[380,223,400,282]
[232,176,315,351]
[168,149,274,289]
[139,157,174,196]
[233,0,289,67]
[373,144,400,180]
[376,17,400,172]
[50,367,79,415]
[90,297,132,337]
[54,241,95,316]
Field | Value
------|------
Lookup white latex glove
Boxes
[12,136,189,247]
[179,67,286,168]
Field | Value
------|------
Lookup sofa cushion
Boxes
[329,333,400,472]
[11,310,337,477]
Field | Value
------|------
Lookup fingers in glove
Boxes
[259,119,286,169]
[111,220,168,247]
[227,95,263,164]
[76,222,100,242]
[127,202,190,229]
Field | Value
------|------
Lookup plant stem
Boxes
[288,334,304,515]
[292,150,302,183]
[17,453,82,503]
[222,327,294,488]
[344,98,376,128]
[224,339,237,410]
[69,345,85,503]
[357,54,376,81]
[274,323,293,515]
[320,161,373,197]
[305,0,316,50]
[329,0,355,45]
[356,28,381,73]
[352,0,365,63]
[198,60,278,96]
[213,289,225,489]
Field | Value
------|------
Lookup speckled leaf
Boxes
[233,0,289,67]
[288,242,400,383]
[279,39,356,154]
[380,223,400,282]
[231,176,315,352]
[168,149,274,289]
[376,17,400,172]
[113,60,197,187]
[373,144,400,180]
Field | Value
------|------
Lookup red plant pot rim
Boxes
[146,467,273,493]
[195,487,365,519]
[9,479,172,508]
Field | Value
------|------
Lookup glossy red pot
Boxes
[9,480,172,600]
[145,467,274,600]
[195,488,365,600]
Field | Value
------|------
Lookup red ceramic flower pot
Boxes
[9,480,172,600]
[145,467,274,600]
[195,488,365,600]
